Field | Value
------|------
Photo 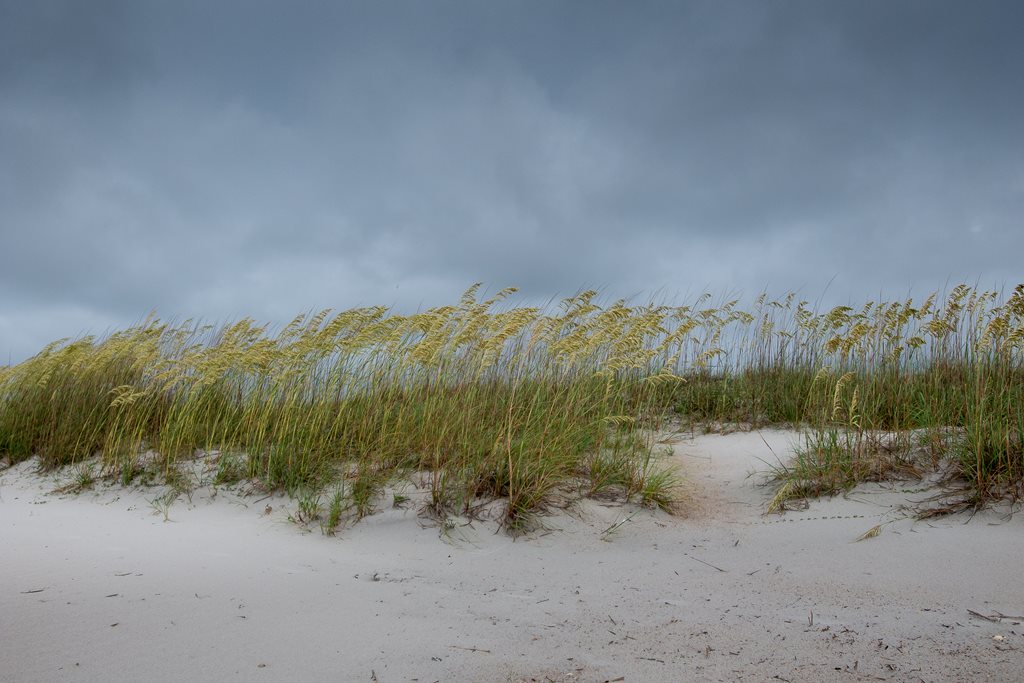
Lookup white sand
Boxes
[2,430,1022,682]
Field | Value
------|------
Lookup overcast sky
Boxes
[2,1,1022,362]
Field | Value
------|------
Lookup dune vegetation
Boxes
[1,283,1022,528]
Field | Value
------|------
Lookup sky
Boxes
[2,1,1022,363]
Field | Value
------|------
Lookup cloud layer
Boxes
[2,1,1022,361]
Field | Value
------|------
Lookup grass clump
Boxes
[322,487,346,535]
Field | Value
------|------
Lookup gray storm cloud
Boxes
[1,1,1022,362]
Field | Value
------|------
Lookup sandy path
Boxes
[2,430,1023,682]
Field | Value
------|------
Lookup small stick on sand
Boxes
[968,609,1024,622]
[449,645,491,654]
[685,553,727,573]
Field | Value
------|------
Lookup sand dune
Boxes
[2,430,1022,682]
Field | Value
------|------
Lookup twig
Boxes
[968,609,1024,622]
[995,612,1024,620]
[601,512,638,538]
[449,645,491,654]
[685,553,727,573]
[967,609,999,622]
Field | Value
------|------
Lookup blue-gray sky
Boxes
[2,1,1022,362]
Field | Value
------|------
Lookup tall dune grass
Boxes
[1,283,1022,524]
[671,284,1024,507]
[0,286,688,527]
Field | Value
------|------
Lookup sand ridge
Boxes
[2,430,1023,682]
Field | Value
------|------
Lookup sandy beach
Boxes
[2,430,1022,682]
